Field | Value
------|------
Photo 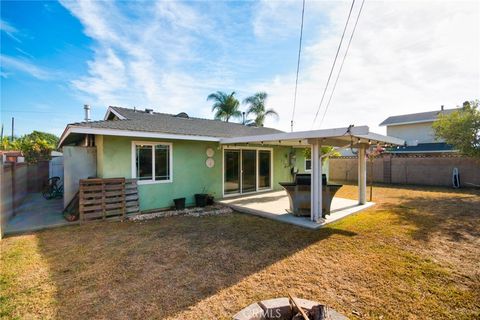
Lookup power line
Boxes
[311,0,356,128]
[291,0,306,132]
[318,0,366,128]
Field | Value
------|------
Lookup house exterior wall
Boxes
[386,122,441,144]
[96,135,299,211]
[63,146,97,209]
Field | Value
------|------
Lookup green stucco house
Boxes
[59,106,314,211]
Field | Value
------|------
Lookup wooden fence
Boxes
[79,178,139,222]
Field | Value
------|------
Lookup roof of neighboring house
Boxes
[60,106,283,146]
[386,142,457,153]
[379,108,459,126]
[0,150,23,156]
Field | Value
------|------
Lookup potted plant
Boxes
[206,194,215,206]
[194,194,208,207]
[173,197,186,210]
[195,187,210,207]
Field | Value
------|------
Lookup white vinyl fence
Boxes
[49,156,64,182]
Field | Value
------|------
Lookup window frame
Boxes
[131,141,173,184]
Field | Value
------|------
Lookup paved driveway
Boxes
[5,193,71,235]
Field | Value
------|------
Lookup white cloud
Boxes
[0,55,52,79]
[60,0,479,133]
[251,0,480,133]
[0,19,21,42]
[59,0,222,113]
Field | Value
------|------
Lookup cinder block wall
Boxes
[329,155,480,187]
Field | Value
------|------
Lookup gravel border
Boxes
[128,204,233,222]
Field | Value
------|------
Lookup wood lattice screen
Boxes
[79,178,139,222]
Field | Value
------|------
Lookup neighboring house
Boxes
[0,151,24,163]
[59,107,312,212]
[379,106,459,154]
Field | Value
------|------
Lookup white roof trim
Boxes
[59,124,405,148]
[220,126,369,145]
[59,126,220,147]
[380,119,436,127]
[103,106,127,120]
[355,133,405,146]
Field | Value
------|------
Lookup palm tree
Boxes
[207,91,241,122]
[243,91,279,127]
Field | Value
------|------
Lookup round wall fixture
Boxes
[206,158,215,168]
[206,147,215,157]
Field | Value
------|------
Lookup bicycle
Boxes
[42,176,64,200]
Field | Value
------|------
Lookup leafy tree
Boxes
[1,137,14,150]
[1,131,59,163]
[207,91,241,122]
[304,146,340,164]
[25,131,59,147]
[243,92,279,127]
[433,100,480,158]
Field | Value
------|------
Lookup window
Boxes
[133,142,172,183]
[305,157,311,171]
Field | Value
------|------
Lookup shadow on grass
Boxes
[34,213,356,319]
[387,193,480,242]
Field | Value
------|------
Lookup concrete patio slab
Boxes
[5,193,73,235]
[220,190,374,229]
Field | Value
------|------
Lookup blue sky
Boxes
[1,0,479,137]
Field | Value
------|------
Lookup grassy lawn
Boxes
[1,185,479,319]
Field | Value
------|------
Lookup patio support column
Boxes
[308,139,322,222]
[358,143,367,205]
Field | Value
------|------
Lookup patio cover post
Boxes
[358,144,367,205]
[309,139,322,222]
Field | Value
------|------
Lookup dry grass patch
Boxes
[1,185,479,319]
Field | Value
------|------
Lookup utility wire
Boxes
[291,0,306,132]
[318,0,366,128]
[311,0,356,128]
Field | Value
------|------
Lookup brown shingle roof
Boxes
[69,106,283,138]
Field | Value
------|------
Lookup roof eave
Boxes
[59,126,221,147]
[379,119,436,127]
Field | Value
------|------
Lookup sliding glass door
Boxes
[224,150,240,195]
[258,150,271,189]
[224,149,271,195]
[241,150,257,193]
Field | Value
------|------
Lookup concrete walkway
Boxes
[5,193,72,235]
[220,190,374,229]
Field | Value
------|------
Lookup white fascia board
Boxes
[59,126,220,147]
[103,106,127,120]
[58,126,73,148]
[219,126,369,145]
[355,132,405,146]
[380,119,435,127]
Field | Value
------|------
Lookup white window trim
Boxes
[222,146,274,197]
[131,141,173,184]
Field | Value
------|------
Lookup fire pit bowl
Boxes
[233,297,348,320]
